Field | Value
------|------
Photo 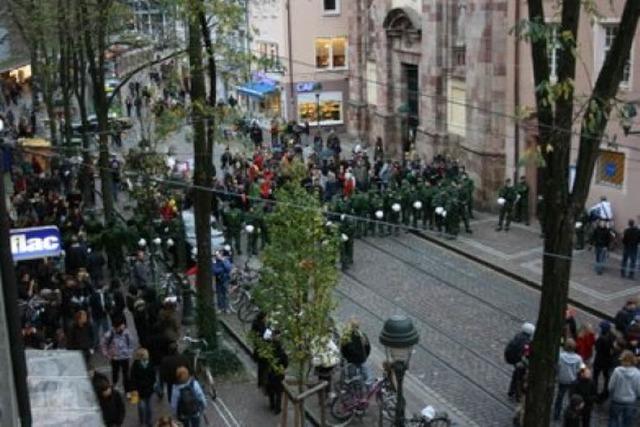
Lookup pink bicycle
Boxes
[330,371,396,423]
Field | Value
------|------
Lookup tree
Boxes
[256,162,340,395]
[519,1,640,425]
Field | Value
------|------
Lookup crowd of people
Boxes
[506,300,640,427]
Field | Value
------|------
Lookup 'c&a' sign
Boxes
[10,226,62,262]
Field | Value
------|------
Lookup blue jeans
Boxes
[216,280,228,310]
[595,246,608,274]
[608,401,637,427]
[621,247,638,278]
[179,415,201,427]
[553,383,571,420]
[137,397,152,426]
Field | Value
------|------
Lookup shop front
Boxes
[235,79,281,119]
[295,82,345,127]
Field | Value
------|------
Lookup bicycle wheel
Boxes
[376,385,396,423]
[330,391,355,422]
[197,362,217,401]
[427,416,451,427]
[237,298,260,323]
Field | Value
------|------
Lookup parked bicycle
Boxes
[330,366,396,423]
[180,335,217,401]
[405,409,452,427]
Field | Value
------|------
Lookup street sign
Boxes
[10,226,62,262]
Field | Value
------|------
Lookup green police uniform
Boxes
[432,185,448,234]
[515,180,530,225]
[418,182,435,230]
[244,209,260,256]
[384,189,402,236]
[339,217,355,269]
[461,175,475,219]
[399,181,413,226]
[444,189,461,239]
[223,207,244,254]
[369,190,385,236]
[350,191,369,238]
[496,184,518,231]
[458,188,472,233]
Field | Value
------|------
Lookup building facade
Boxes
[243,0,350,130]
[347,0,640,224]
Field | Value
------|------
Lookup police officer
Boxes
[458,186,473,234]
[369,190,385,236]
[444,186,461,239]
[399,180,413,227]
[384,187,402,236]
[515,176,530,225]
[244,207,260,256]
[432,183,448,234]
[339,215,355,270]
[496,179,518,232]
[418,180,435,230]
[460,172,475,219]
[223,206,244,255]
[350,191,369,238]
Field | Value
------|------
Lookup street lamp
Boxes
[314,82,323,128]
[379,315,420,427]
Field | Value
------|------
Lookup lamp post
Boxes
[314,82,323,129]
[379,315,419,427]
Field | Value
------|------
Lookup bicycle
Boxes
[180,336,217,401]
[236,288,260,324]
[330,368,396,423]
[405,410,452,427]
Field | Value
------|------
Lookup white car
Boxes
[181,209,226,253]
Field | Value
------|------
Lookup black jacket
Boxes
[623,226,640,250]
[590,226,613,248]
[571,377,597,407]
[160,354,192,384]
[130,360,156,399]
[340,330,371,365]
[66,323,94,351]
[593,332,615,369]
[99,389,125,426]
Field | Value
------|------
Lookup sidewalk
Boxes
[416,212,633,318]
[219,282,478,427]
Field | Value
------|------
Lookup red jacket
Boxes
[576,332,595,361]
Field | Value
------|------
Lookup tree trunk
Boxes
[523,1,640,425]
[188,1,216,345]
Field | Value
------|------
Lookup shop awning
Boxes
[235,80,278,98]
[0,55,30,74]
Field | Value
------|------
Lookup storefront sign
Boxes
[296,82,319,93]
[10,226,62,261]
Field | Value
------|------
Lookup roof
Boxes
[235,80,279,98]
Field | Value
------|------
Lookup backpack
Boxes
[504,334,528,365]
[177,380,200,418]
[106,329,130,348]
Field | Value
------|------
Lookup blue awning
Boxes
[235,81,278,98]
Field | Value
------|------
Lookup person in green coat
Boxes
[339,215,355,270]
[460,172,475,219]
[244,207,260,256]
[418,181,435,230]
[350,191,369,238]
[514,176,530,225]
[444,188,461,239]
[368,190,385,236]
[496,179,518,232]
[457,186,472,234]
[223,207,244,255]
[399,180,413,227]
[384,188,402,236]
[432,183,448,234]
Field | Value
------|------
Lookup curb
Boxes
[219,318,323,427]
[410,230,614,322]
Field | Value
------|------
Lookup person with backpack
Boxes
[170,366,206,427]
[553,339,584,421]
[506,322,535,400]
[101,316,134,391]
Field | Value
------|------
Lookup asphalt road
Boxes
[334,233,608,426]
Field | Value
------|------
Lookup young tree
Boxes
[256,162,340,394]
[519,1,640,425]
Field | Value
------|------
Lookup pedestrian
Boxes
[575,324,596,363]
[340,319,372,383]
[66,309,94,363]
[615,299,637,335]
[570,366,596,426]
[96,380,126,427]
[212,250,232,313]
[505,322,535,401]
[125,96,133,117]
[496,178,517,231]
[130,348,156,427]
[621,219,640,279]
[563,394,584,427]
[590,220,614,275]
[514,176,530,225]
[159,342,192,403]
[593,320,615,402]
[264,329,288,414]
[250,311,268,390]
[608,350,640,427]
[101,316,133,392]
[170,366,207,427]
[553,338,583,420]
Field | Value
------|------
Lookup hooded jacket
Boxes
[608,366,640,404]
[557,350,583,385]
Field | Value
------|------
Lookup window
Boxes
[366,61,378,105]
[257,41,281,71]
[447,78,466,137]
[323,0,339,14]
[596,149,625,187]
[547,24,561,81]
[598,24,631,86]
[297,92,343,125]
[315,37,347,69]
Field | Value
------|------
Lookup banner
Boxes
[10,226,62,262]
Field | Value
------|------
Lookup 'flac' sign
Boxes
[10,226,62,262]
